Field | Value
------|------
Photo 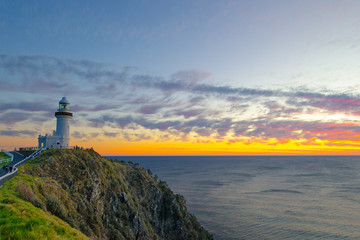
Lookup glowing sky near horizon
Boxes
[2,0,360,155]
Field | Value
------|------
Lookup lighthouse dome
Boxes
[59,97,70,104]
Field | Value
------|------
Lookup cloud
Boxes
[121,132,152,142]
[86,108,360,143]
[173,109,204,119]
[71,104,118,113]
[104,132,117,137]
[0,112,30,125]
[236,120,360,142]
[72,131,88,139]
[286,93,360,115]
[138,104,163,114]
[88,115,231,139]
[0,55,213,105]
[0,130,37,137]
[0,54,131,97]
[91,133,100,138]
[3,54,360,146]
[193,84,280,97]
[132,70,209,92]
[0,101,53,112]
[325,142,360,147]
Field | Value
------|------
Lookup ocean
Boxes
[109,156,360,240]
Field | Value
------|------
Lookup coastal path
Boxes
[0,148,43,186]
[0,151,25,176]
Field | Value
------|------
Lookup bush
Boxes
[160,194,173,220]
[175,194,186,205]
[45,195,68,220]
[30,196,45,209]
[17,181,35,202]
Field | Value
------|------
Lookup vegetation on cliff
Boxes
[0,149,213,240]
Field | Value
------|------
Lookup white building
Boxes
[38,97,73,149]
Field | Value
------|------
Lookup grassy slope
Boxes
[0,152,11,167]
[0,170,90,239]
[0,152,9,160]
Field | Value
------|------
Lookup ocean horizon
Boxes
[108,155,360,240]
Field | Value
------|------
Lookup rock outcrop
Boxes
[14,149,213,240]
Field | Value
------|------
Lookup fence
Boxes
[13,148,44,169]
[0,148,44,187]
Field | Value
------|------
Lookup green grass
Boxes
[0,175,90,240]
[0,152,10,160]
[0,152,11,167]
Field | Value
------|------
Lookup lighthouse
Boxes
[38,97,73,149]
[55,97,73,148]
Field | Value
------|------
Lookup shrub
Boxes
[17,181,35,202]
[30,196,45,209]
[80,224,93,237]
[45,195,68,220]
[160,194,173,220]
[61,182,69,191]
[175,194,186,205]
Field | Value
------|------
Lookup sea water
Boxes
[109,156,360,240]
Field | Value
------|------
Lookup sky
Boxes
[1,0,360,155]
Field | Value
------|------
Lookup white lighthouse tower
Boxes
[38,97,73,149]
[55,97,73,148]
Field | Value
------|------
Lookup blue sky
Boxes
[2,0,360,154]
[3,0,360,88]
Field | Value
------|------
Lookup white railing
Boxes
[0,148,44,186]
[13,147,44,169]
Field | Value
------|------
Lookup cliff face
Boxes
[9,149,213,240]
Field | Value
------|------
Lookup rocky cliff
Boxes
[0,149,213,240]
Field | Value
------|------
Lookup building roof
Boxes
[59,97,70,104]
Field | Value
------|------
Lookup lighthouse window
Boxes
[59,104,69,110]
